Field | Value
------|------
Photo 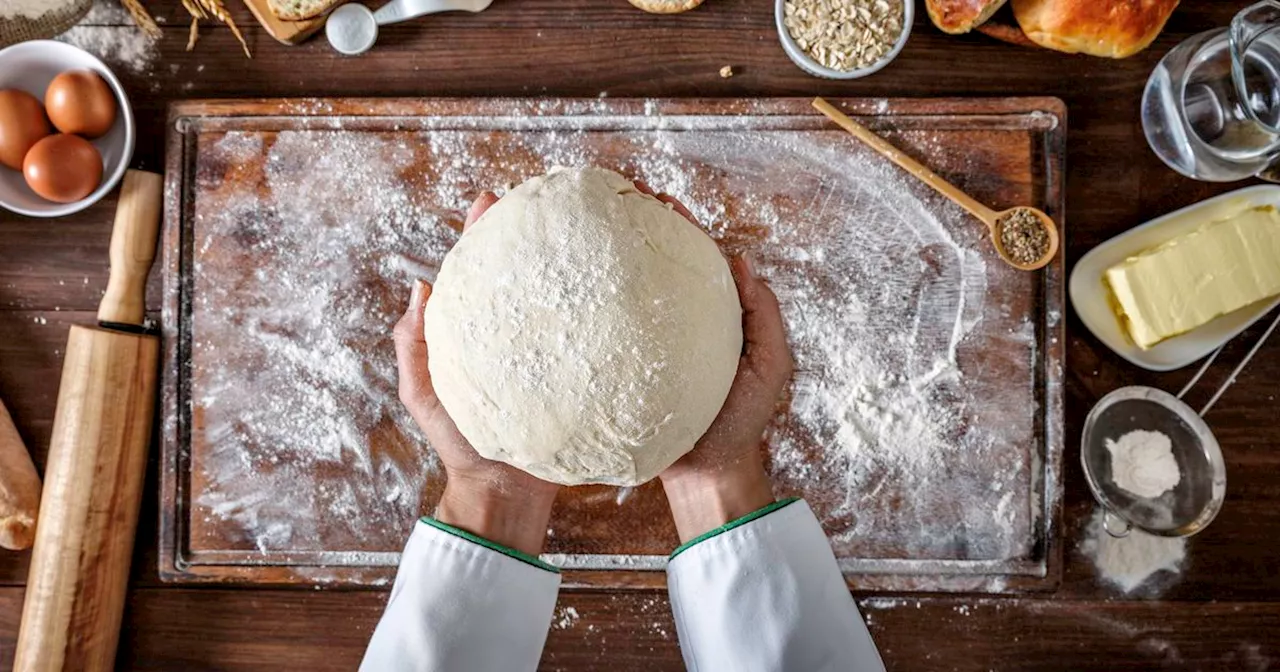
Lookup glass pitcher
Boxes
[1143,1,1280,182]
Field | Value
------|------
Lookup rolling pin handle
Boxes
[97,170,164,328]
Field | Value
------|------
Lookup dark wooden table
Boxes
[2,1,1279,669]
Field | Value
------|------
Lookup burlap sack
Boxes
[0,0,93,49]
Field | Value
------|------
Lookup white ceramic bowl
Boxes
[775,0,913,79]
[1070,184,1280,371]
[0,40,135,218]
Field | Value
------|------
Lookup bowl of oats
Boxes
[777,0,912,79]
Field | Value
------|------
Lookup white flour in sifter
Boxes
[1106,429,1180,498]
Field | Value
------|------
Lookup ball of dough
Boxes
[424,167,742,486]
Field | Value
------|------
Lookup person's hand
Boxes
[638,185,795,542]
[393,191,559,555]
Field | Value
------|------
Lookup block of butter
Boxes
[1105,205,1280,349]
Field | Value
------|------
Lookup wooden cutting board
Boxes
[242,0,330,45]
[159,97,1066,592]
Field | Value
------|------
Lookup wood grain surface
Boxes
[0,0,1277,669]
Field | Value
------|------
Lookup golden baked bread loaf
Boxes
[926,0,1007,34]
[1011,0,1179,58]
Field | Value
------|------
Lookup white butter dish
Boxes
[1070,185,1280,372]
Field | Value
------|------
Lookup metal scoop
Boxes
[1081,308,1280,538]
[326,0,493,55]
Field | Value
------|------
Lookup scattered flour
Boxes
[1106,429,1180,499]
[186,105,1050,579]
[191,131,455,553]
[79,0,132,24]
[751,136,1037,562]
[552,606,581,630]
[57,1,158,74]
[1082,509,1187,594]
[419,117,1044,568]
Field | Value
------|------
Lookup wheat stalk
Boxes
[181,0,205,51]
[197,0,252,58]
[121,0,162,39]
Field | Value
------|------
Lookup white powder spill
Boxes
[58,25,157,73]
[192,131,454,553]
[57,1,158,74]
[552,606,581,630]
[1081,509,1187,594]
[79,0,132,24]
[186,105,1047,578]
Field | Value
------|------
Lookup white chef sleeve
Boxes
[667,499,885,672]
[360,518,561,672]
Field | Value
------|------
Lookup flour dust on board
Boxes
[190,113,1041,567]
[192,131,454,552]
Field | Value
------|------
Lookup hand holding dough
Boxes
[424,167,743,486]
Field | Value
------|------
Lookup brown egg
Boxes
[45,70,117,139]
[0,89,51,171]
[23,134,103,203]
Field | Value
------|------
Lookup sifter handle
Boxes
[97,170,163,328]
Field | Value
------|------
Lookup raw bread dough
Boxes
[424,167,742,486]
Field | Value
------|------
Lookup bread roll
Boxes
[926,0,1008,34]
[1011,0,1179,58]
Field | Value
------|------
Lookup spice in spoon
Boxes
[998,208,1050,265]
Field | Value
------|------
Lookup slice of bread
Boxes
[268,0,343,21]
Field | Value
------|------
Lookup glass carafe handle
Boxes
[1231,1,1280,133]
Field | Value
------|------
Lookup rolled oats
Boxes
[783,0,904,72]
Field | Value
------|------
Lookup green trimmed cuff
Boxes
[669,497,801,560]
[419,517,560,574]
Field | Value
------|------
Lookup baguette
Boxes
[0,399,40,551]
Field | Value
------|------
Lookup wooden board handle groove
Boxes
[97,170,164,327]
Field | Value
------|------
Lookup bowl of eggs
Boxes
[0,40,134,217]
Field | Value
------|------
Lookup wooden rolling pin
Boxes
[0,398,41,551]
[15,170,163,672]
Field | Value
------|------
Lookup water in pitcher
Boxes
[1143,1,1280,181]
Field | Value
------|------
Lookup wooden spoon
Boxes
[812,97,1059,271]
